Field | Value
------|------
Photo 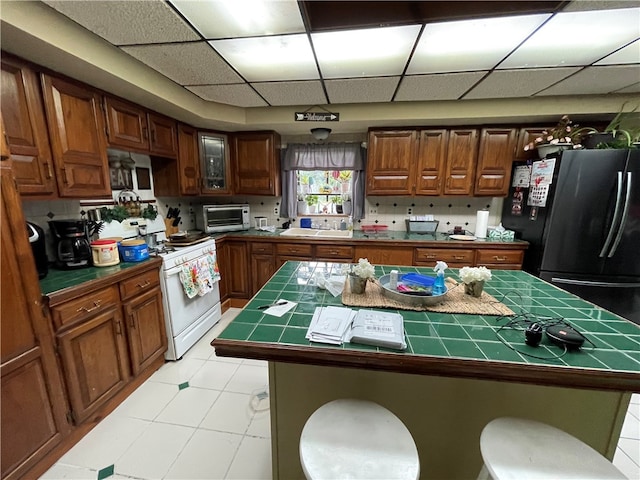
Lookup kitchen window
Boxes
[281,143,365,219]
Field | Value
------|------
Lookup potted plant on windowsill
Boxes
[342,193,352,215]
[523,115,586,158]
[305,194,318,214]
[331,195,342,214]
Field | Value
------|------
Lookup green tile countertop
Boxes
[213,261,640,392]
[40,257,162,297]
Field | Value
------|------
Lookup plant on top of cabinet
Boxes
[232,131,281,196]
[41,74,111,198]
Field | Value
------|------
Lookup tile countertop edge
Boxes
[212,338,640,392]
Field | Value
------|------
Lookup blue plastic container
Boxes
[119,240,149,262]
[400,273,435,288]
[300,218,312,228]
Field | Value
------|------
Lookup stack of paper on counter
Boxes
[306,306,356,345]
[349,309,407,350]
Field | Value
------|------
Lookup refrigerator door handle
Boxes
[598,171,624,258]
[551,277,640,288]
[608,172,632,258]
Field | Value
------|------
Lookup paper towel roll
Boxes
[475,210,489,239]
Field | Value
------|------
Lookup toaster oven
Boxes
[196,204,250,233]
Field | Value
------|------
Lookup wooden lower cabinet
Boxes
[475,249,524,270]
[225,241,251,298]
[276,243,313,268]
[414,247,474,268]
[251,242,276,295]
[122,287,167,376]
[56,307,130,424]
[354,245,414,266]
[315,245,354,263]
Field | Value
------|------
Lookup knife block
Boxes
[164,218,179,237]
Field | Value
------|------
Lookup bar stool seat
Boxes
[479,417,627,480]
[299,398,420,480]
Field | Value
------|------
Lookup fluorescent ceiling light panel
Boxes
[595,39,640,65]
[312,25,421,78]
[408,14,550,74]
[500,8,640,68]
[210,35,318,82]
[170,0,305,38]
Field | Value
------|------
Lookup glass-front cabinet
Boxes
[199,132,231,194]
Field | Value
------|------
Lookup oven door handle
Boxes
[165,265,185,278]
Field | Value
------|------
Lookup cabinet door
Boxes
[444,129,477,195]
[1,157,69,480]
[0,116,9,160]
[252,255,276,294]
[232,132,280,196]
[353,245,413,266]
[57,307,130,423]
[148,113,177,157]
[1,58,57,196]
[475,128,517,196]
[415,130,448,195]
[41,74,111,197]
[177,124,200,195]
[367,130,416,195]
[103,96,149,152]
[200,131,232,194]
[123,286,167,376]
[225,241,251,298]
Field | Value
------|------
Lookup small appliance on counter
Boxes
[48,219,92,269]
[196,204,250,233]
[27,221,48,279]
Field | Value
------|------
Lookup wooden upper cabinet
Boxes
[103,96,149,152]
[475,128,518,196]
[176,123,200,195]
[104,97,177,158]
[41,74,111,197]
[367,130,417,195]
[200,131,232,195]
[148,113,177,157]
[443,129,478,195]
[1,57,57,196]
[0,116,9,161]
[416,129,448,195]
[515,126,550,160]
[232,132,280,196]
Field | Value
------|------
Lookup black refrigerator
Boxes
[502,149,640,325]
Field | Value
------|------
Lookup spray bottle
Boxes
[432,261,448,295]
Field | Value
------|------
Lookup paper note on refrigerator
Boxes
[512,165,532,187]
[531,159,555,186]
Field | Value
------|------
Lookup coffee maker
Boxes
[27,221,49,279]
[48,219,92,269]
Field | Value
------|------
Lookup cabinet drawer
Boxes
[51,285,119,331]
[251,242,274,255]
[276,243,313,256]
[119,270,160,301]
[476,249,524,266]
[315,245,354,259]
[414,248,474,265]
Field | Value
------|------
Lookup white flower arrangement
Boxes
[459,266,492,284]
[351,258,375,280]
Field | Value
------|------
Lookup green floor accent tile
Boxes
[97,465,114,480]
[178,382,189,390]
[248,325,285,343]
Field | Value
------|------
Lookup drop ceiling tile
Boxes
[395,72,487,101]
[613,82,640,93]
[596,40,640,65]
[170,0,305,39]
[464,67,581,99]
[186,85,267,108]
[252,81,327,106]
[42,0,199,45]
[500,8,640,69]
[536,65,640,95]
[561,1,634,12]
[121,43,243,86]
[325,77,400,104]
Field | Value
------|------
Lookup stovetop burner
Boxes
[149,243,176,256]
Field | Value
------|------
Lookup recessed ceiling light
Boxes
[499,8,640,69]
[170,0,305,38]
[407,14,550,74]
[210,35,318,82]
[312,25,421,78]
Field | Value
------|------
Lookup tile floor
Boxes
[42,307,640,480]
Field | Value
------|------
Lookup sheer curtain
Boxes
[280,143,366,220]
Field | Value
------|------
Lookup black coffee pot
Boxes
[48,219,92,269]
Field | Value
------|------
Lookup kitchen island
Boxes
[213,261,640,479]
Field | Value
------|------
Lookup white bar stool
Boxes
[299,398,420,480]
[479,417,627,480]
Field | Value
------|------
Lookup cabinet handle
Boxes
[130,314,135,329]
[151,128,156,143]
[43,161,53,179]
[115,320,122,335]
[136,280,151,288]
[446,178,451,188]
[76,300,101,313]
[142,127,148,140]
[493,256,507,261]
[61,167,69,184]
[453,255,465,260]
[425,254,436,259]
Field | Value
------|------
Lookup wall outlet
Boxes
[274,207,279,216]
[369,207,378,215]
[407,207,413,215]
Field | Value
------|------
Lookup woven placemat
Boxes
[342,278,514,316]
